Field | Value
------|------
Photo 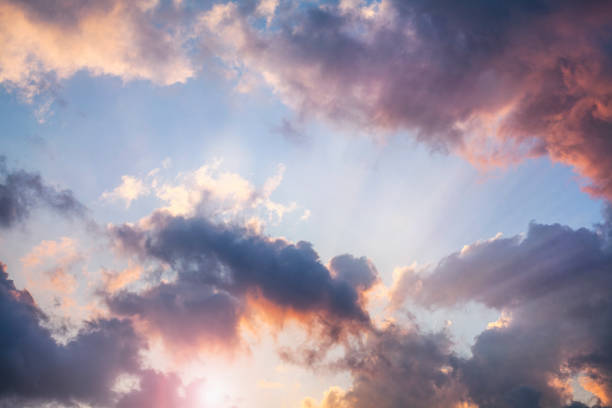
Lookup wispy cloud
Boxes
[0,156,86,228]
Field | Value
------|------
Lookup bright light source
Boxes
[197,381,225,407]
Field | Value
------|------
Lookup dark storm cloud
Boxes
[0,262,144,406]
[107,211,377,346]
[205,0,612,199]
[390,215,612,407]
[0,157,85,228]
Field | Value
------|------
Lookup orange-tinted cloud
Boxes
[106,211,378,352]
[301,386,352,408]
[102,261,143,293]
[0,0,193,102]
[200,0,612,200]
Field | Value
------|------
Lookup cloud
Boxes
[0,262,144,406]
[5,0,611,198]
[113,158,300,225]
[329,254,378,293]
[300,325,469,408]
[106,211,377,349]
[116,370,186,408]
[301,386,351,408]
[3,165,611,408]
[390,211,612,407]
[108,276,243,351]
[156,160,298,223]
[199,0,612,200]
[296,212,612,408]
[0,157,86,228]
[0,0,194,103]
[115,370,232,408]
[19,237,83,318]
[102,261,144,293]
[101,194,612,407]
[102,175,150,208]
[340,326,466,408]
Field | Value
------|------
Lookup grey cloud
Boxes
[107,212,377,346]
[338,326,466,408]
[6,0,612,198]
[329,254,378,292]
[390,214,612,407]
[109,278,242,348]
[0,157,86,228]
[206,0,612,199]
[0,263,144,406]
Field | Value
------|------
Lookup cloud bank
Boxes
[200,0,612,200]
[3,0,612,199]
[389,212,612,407]
[107,211,378,350]
[0,160,611,407]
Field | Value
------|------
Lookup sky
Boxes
[0,1,611,407]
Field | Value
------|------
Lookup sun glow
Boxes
[197,380,227,407]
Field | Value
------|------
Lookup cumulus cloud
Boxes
[297,324,470,408]
[102,175,150,208]
[0,157,85,228]
[390,213,612,407]
[4,160,611,407]
[156,160,298,223]
[295,213,612,408]
[329,254,378,294]
[106,211,377,349]
[301,386,351,408]
[198,0,612,200]
[107,159,300,224]
[109,276,243,351]
[100,188,612,407]
[336,326,467,408]
[0,262,144,406]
